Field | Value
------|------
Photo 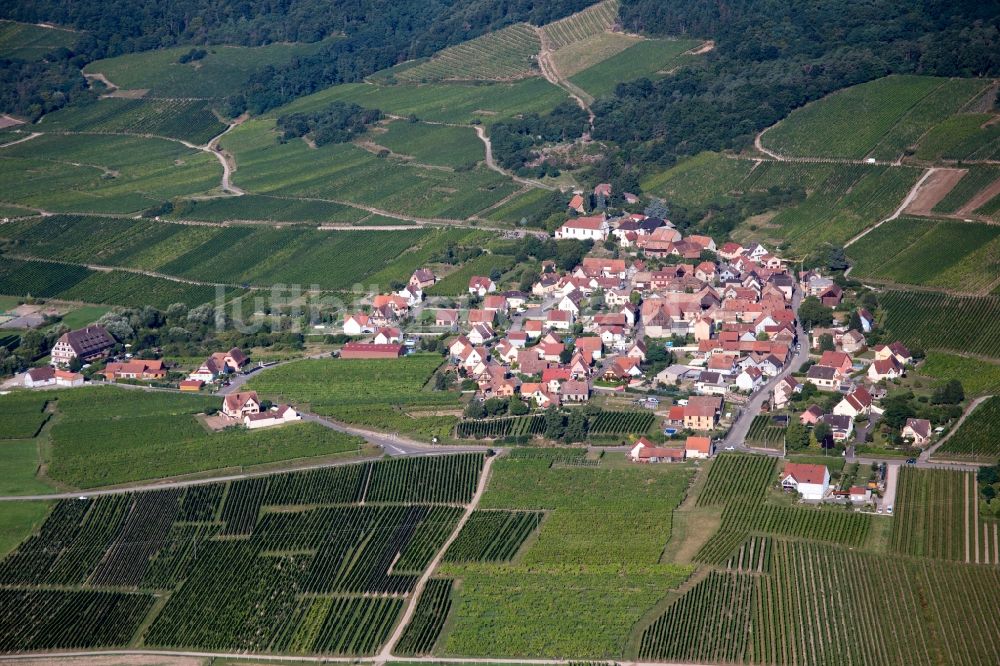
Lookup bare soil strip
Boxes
[903,168,968,215]
[957,175,1000,216]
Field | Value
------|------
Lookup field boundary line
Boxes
[378,453,497,661]
[0,132,41,149]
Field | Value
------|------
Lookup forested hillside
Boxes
[589,0,1000,185]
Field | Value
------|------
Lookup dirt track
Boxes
[903,167,967,215]
[957,175,1000,216]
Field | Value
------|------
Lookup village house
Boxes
[818,351,853,376]
[101,359,167,382]
[222,391,260,419]
[554,216,609,241]
[841,329,866,354]
[468,276,497,297]
[244,405,301,430]
[773,376,802,409]
[435,309,459,328]
[684,395,723,431]
[629,437,685,463]
[820,413,854,442]
[560,379,590,402]
[696,371,730,396]
[868,356,904,381]
[874,342,913,366]
[780,462,830,500]
[734,366,764,392]
[546,309,573,330]
[568,193,586,214]
[806,365,840,390]
[374,327,402,344]
[179,379,204,392]
[343,313,373,336]
[902,418,932,446]
[833,386,872,418]
[797,405,822,427]
[340,342,404,359]
[409,268,436,291]
[50,325,115,367]
[685,435,714,459]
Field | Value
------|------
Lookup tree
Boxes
[564,410,587,443]
[464,399,485,419]
[644,197,669,220]
[798,297,833,329]
[931,379,964,405]
[814,422,833,448]
[785,422,809,451]
[818,333,836,352]
[847,310,863,332]
[882,401,916,430]
[543,406,564,440]
[629,290,641,305]
[509,398,529,416]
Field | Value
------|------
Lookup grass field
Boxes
[763,75,989,160]
[0,20,77,60]
[1,215,471,291]
[847,217,1000,293]
[0,133,220,213]
[0,454,484,654]
[39,98,227,145]
[249,354,460,442]
[879,290,1000,359]
[568,38,700,99]
[549,32,642,78]
[375,121,484,168]
[36,387,365,488]
[0,440,55,496]
[391,24,540,83]
[934,397,1000,463]
[57,305,113,329]
[0,502,51,558]
[85,39,340,99]
[916,352,1000,396]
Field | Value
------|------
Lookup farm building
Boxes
[243,405,301,430]
[629,438,685,463]
[50,325,115,367]
[340,342,404,359]
[101,359,167,382]
[685,436,714,459]
[780,462,830,500]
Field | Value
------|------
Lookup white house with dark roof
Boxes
[50,325,115,367]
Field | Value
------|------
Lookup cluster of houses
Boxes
[628,435,714,462]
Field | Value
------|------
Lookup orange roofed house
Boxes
[222,391,260,419]
[101,359,167,382]
[629,437,685,463]
[340,342,404,359]
[684,396,723,431]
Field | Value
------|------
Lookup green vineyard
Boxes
[0,454,485,655]
[456,415,544,440]
[586,410,655,435]
[444,510,543,562]
[698,454,777,506]
[394,578,454,655]
[934,397,1000,462]
[392,23,540,82]
[641,540,1000,665]
[880,290,1000,359]
[746,415,786,448]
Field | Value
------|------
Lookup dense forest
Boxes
[277,102,383,146]
[590,0,1000,181]
[0,0,595,118]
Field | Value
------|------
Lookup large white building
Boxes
[554,216,609,241]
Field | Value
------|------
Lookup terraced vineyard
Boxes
[880,290,1000,359]
[540,0,620,51]
[393,24,540,82]
[0,215,470,291]
[934,397,1000,462]
[848,217,1000,293]
[763,75,988,160]
[39,98,227,145]
[0,454,484,655]
[640,540,1000,665]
